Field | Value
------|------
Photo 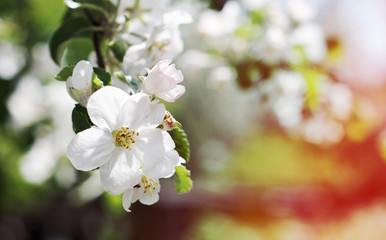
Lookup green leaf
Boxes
[168,128,190,162]
[174,165,193,193]
[49,16,91,65]
[109,39,129,62]
[55,65,75,81]
[250,9,265,25]
[63,38,94,65]
[93,67,111,86]
[72,104,93,133]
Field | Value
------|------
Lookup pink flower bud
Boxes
[162,111,175,130]
[144,60,185,102]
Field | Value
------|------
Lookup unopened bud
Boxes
[66,60,94,106]
[162,111,181,130]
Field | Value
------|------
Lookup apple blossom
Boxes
[66,86,180,195]
[121,156,186,211]
[66,60,94,107]
[143,60,185,102]
[110,0,168,24]
[122,175,161,212]
[122,8,191,77]
[122,26,184,77]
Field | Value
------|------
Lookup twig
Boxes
[84,8,106,69]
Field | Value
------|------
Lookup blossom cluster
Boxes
[55,0,192,211]
[187,0,355,145]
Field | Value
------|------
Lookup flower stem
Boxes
[84,8,106,69]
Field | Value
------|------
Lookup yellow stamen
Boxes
[112,127,138,150]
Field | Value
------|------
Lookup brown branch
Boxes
[84,8,106,69]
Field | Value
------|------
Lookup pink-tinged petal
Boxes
[162,62,183,84]
[157,59,173,69]
[99,149,142,195]
[87,86,130,131]
[117,93,165,131]
[144,60,185,95]
[157,85,185,102]
[133,128,178,178]
[66,127,115,171]
[145,71,177,94]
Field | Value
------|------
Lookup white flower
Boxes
[66,86,180,195]
[111,0,169,24]
[122,156,185,212]
[66,60,94,107]
[197,1,243,38]
[143,60,185,102]
[287,0,316,23]
[122,175,161,212]
[122,8,191,77]
[122,25,184,76]
[290,23,326,63]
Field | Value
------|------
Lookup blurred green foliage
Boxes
[0,0,67,214]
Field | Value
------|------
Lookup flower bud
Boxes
[143,60,185,102]
[66,60,94,106]
[161,111,181,130]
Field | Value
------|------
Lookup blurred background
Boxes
[2,0,386,239]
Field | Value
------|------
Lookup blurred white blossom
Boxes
[0,42,26,79]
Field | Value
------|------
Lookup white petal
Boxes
[157,85,185,102]
[66,127,115,171]
[144,150,180,178]
[122,185,145,212]
[122,189,134,212]
[139,190,160,205]
[134,129,178,178]
[163,8,193,25]
[64,0,81,9]
[87,86,130,131]
[99,148,142,195]
[71,60,93,90]
[117,93,165,131]
[131,187,143,203]
[171,68,184,84]
[122,43,148,76]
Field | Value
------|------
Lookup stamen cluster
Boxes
[141,175,159,196]
[113,127,139,150]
